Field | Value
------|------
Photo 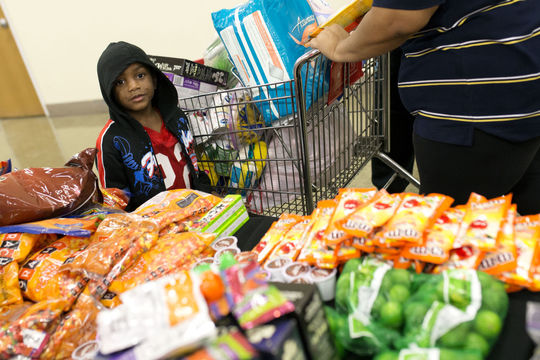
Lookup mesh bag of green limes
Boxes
[325,256,508,360]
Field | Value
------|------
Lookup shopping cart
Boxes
[178,50,418,217]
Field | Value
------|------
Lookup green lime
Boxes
[389,284,411,303]
[374,350,399,360]
[404,301,429,330]
[379,301,404,329]
[389,268,412,288]
[436,280,447,302]
[481,281,508,314]
[438,321,472,348]
[380,273,394,294]
[474,310,502,339]
[371,294,386,319]
[464,331,491,357]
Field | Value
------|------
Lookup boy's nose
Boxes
[127,79,140,91]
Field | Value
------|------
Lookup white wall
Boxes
[0,0,349,107]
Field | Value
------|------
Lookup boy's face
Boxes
[113,63,157,114]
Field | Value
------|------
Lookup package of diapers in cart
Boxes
[211,0,329,124]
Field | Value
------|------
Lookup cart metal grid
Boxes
[179,50,417,217]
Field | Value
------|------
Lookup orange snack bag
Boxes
[454,194,512,251]
[253,213,304,264]
[101,187,130,210]
[298,200,339,269]
[432,244,485,273]
[0,261,22,307]
[60,213,158,279]
[0,298,68,359]
[0,233,53,264]
[401,206,466,264]
[334,238,361,264]
[376,193,453,247]
[478,204,518,275]
[351,235,375,253]
[323,187,377,245]
[40,293,101,360]
[108,232,215,294]
[500,214,540,289]
[338,189,401,238]
[18,236,91,303]
[266,216,313,262]
[134,189,221,230]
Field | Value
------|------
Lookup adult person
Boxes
[308,0,540,215]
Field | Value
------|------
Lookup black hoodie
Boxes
[95,41,211,211]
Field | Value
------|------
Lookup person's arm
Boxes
[307,6,439,62]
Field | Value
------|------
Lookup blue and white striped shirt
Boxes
[373,0,540,145]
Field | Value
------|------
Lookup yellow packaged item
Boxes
[500,214,540,289]
[478,204,518,276]
[323,187,377,245]
[376,193,453,247]
[266,216,313,263]
[19,236,90,303]
[455,194,512,252]
[401,206,466,264]
[338,189,401,238]
[40,293,101,360]
[298,200,339,269]
[108,232,215,294]
[253,213,304,264]
[0,261,22,307]
[308,0,373,40]
[0,233,53,264]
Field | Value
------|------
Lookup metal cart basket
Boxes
[179,50,418,217]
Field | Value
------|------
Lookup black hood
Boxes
[97,41,179,127]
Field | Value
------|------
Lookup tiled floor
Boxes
[0,113,419,193]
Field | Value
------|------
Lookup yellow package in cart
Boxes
[266,216,313,262]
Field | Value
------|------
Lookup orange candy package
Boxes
[298,200,339,269]
[40,293,102,360]
[0,232,55,265]
[108,232,215,294]
[337,189,401,239]
[60,213,159,280]
[0,261,23,307]
[375,193,453,248]
[18,236,91,303]
[323,187,377,245]
[478,204,518,276]
[454,193,512,251]
[401,206,466,265]
[266,216,313,263]
[252,213,304,264]
[500,214,540,289]
[133,189,221,230]
[0,298,69,359]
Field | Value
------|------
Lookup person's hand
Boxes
[306,24,349,60]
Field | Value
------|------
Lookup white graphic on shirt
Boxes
[141,151,158,178]
[155,143,189,189]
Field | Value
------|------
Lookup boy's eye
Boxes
[115,79,125,87]
[136,72,145,79]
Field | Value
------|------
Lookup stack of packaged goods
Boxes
[2,148,310,360]
[250,187,540,359]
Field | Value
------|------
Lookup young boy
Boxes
[96,41,211,211]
